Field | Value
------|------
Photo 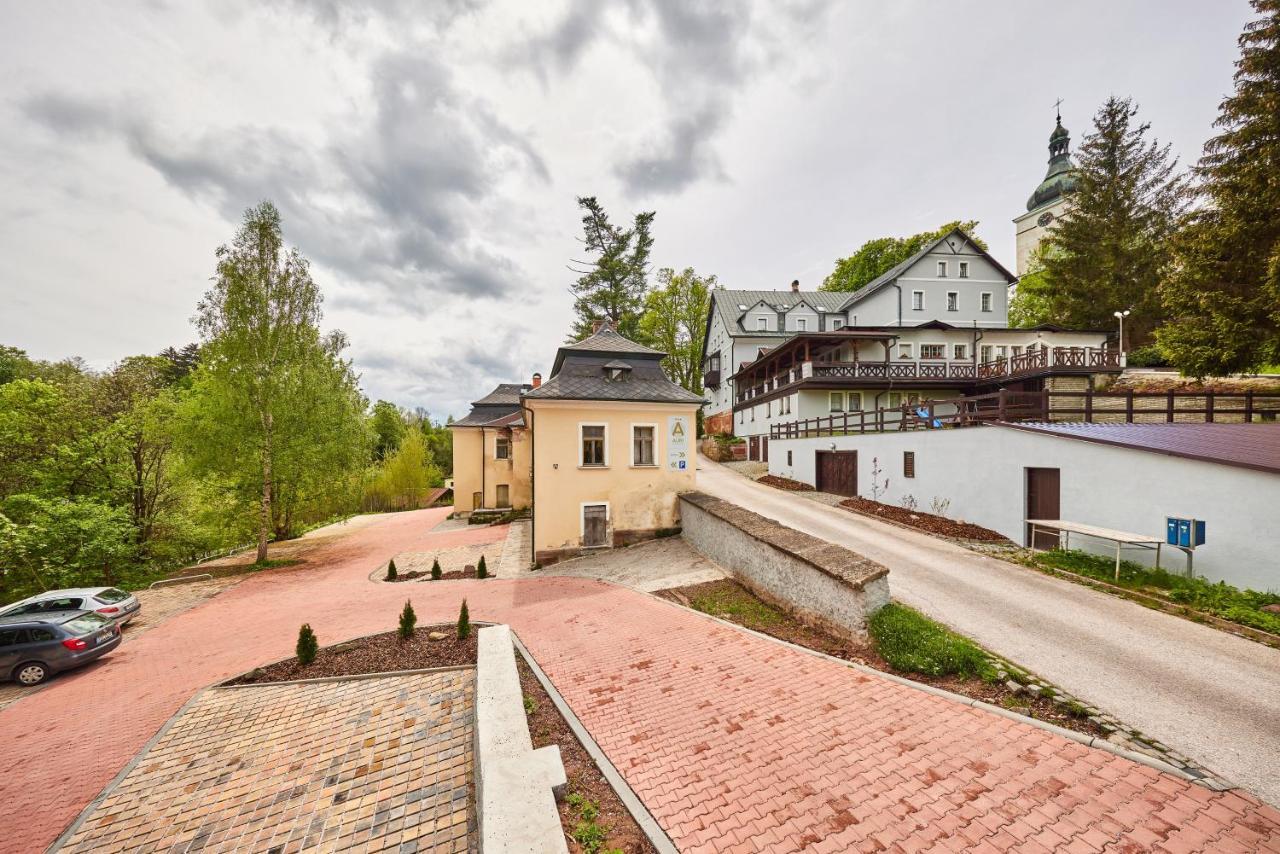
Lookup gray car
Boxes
[0,611,122,686]
[0,587,141,626]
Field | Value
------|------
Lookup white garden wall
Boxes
[768,425,1280,592]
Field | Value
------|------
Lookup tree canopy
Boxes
[1011,97,1188,345]
[1157,0,1280,374]
[821,221,986,293]
[567,196,655,341]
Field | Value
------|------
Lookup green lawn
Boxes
[1033,549,1280,635]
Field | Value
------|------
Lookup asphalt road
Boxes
[696,456,1280,806]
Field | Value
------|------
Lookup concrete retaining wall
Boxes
[475,625,567,853]
[679,492,890,637]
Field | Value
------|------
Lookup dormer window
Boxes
[756,317,767,331]
[603,360,632,381]
[796,318,807,331]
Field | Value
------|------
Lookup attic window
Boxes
[603,360,632,381]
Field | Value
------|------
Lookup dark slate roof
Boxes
[837,228,1016,311]
[452,383,532,427]
[526,326,703,405]
[470,383,531,406]
[708,290,850,340]
[549,327,664,375]
[996,422,1280,475]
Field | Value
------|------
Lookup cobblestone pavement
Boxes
[539,535,727,592]
[4,508,1279,853]
[58,670,474,853]
[0,575,244,713]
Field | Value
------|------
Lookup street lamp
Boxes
[1113,310,1131,367]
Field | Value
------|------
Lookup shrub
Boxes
[431,557,442,580]
[385,559,398,581]
[457,599,471,639]
[868,604,992,679]
[1125,343,1169,368]
[296,624,318,666]
[398,600,417,640]
[477,555,488,579]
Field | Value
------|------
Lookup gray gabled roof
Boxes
[452,382,533,427]
[837,228,1017,311]
[470,383,531,406]
[710,290,850,339]
[526,325,703,405]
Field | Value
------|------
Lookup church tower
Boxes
[1012,109,1079,277]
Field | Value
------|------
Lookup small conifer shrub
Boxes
[385,559,398,581]
[431,557,442,580]
[398,600,417,640]
[457,599,471,639]
[476,555,488,579]
[296,624,318,666]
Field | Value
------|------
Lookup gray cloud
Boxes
[509,0,833,196]
[20,49,546,310]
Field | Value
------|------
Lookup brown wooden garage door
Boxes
[816,451,857,496]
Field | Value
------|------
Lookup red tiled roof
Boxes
[997,421,1280,475]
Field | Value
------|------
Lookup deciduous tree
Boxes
[638,267,715,395]
[821,221,986,293]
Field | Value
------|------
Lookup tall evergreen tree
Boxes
[567,196,655,341]
[1011,97,1188,346]
[1158,0,1280,375]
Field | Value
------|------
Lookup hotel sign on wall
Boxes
[667,416,690,471]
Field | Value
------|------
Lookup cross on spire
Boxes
[1053,97,1064,122]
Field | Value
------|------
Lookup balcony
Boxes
[703,368,721,388]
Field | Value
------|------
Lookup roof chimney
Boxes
[591,319,610,334]
[790,279,800,293]
[531,372,542,389]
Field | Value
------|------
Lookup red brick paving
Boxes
[3,508,1278,854]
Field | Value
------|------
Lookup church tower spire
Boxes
[1012,102,1081,277]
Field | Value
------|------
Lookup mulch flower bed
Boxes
[659,580,1105,739]
[227,626,477,684]
[839,496,1010,542]
[390,567,488,582]
[517,657,656,854]
[756,474,815,491]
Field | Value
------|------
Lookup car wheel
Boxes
[13,662,49,686]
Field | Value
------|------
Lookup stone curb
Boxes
[475,625,567,853]
[511,632,679,854]
[639,586,1225,790]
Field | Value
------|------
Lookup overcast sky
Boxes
[0,1,1254,419]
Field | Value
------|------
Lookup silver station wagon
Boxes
[0,587,141,626]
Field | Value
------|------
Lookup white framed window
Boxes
[959,262,969,279]
[898,342,913,360]
[796,318,807,331]
[980,345,993,362]
[494,436,511,460]
[847,392,863,411]
[766,400,772,417]
[980,292,992,312]
[579,423,607,467]
[750,406,755,422]
[937,261,948,278]
[946,292,959,311]
[1011,345,1023,357]
[920,343,945,360]
[912,291,925,311]
[829,392,844,413]
[830,318,844,331]
[953,343,967,360]
[631,424,656,466]
[996,345,1008,359]
[756,316,767,331]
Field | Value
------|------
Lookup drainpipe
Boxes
[479,426,486,511]
[889,283,903,327]
[524,405,535,566]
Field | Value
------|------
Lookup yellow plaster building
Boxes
[449,382,533,513]
[522,326,703,565]
[450,325,703,565]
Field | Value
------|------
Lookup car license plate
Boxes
[98,631,113,643]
